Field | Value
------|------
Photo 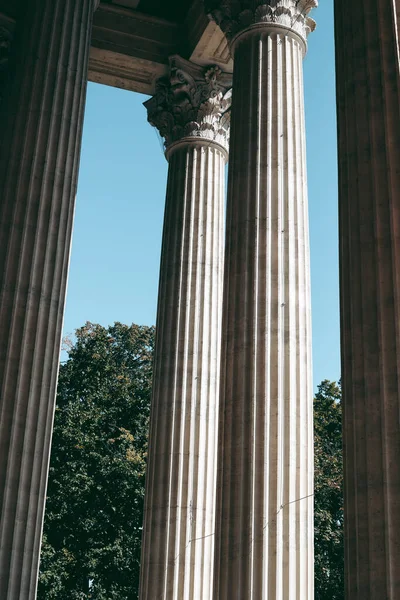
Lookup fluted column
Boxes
[335,1,400,597]
[139,57,231,600]
[0,2,97,599]
[206,2,317,598]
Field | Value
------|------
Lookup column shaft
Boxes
[139,141,226,599]
[335,1,400,597]
[0,2,95,598]
[214,31,313,600]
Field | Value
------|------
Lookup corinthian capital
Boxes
[205,0,317,44]
[144,55,232,154]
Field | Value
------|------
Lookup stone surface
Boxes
[139,61,229,599]
[205,0,317,44]
[184,0,233,72]
[139,143,227,599]
[89,3,178,94]
[335,0,400,597]
[0,2,96,598]
[208,5,315,599]
[88,1,232,95]
[144,55,231,151]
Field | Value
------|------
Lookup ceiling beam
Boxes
[89,2,177,94]
[88,1,232,96]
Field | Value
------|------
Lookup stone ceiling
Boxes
[3,0,192,23]
[109,0,192,22]
[88,0,233,96]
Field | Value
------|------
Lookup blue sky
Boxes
[63,0,339,390]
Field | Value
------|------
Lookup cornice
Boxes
[144,55,232,153]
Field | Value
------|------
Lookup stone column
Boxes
[0,2,97,599]
[139,56,231,600]
[206,2,316,598]
[335,1,400,597]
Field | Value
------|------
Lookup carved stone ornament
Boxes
[205,0,317,44]
[0,26,13,72]
[144,55,232,152]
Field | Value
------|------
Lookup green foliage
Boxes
[38,322,154,600]
[39,324,343,599]
[314,380,344,600]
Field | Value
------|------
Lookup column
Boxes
[335,1,400,597]
[139,57,231,599]
[0,2,97,599]
[206,2,317,598]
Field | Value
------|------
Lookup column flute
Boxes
[0,1,98,599]
[336,0,400,597]
[206,2,317,598]
[139,56,231,600]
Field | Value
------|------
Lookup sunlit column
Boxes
[335,1,400,597]
[139,56,231,600]
[205,2,317,598]
[0,2,97,598]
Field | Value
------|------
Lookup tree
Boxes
[40,324,343,598]
[38,322,154,599]
[314,379,344,600]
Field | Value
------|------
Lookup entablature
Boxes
[88,0,233,95]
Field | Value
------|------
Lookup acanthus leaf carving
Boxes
[204,0,318,44]
[144,55,232,152]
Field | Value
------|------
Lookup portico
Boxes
[0,1,399,599]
